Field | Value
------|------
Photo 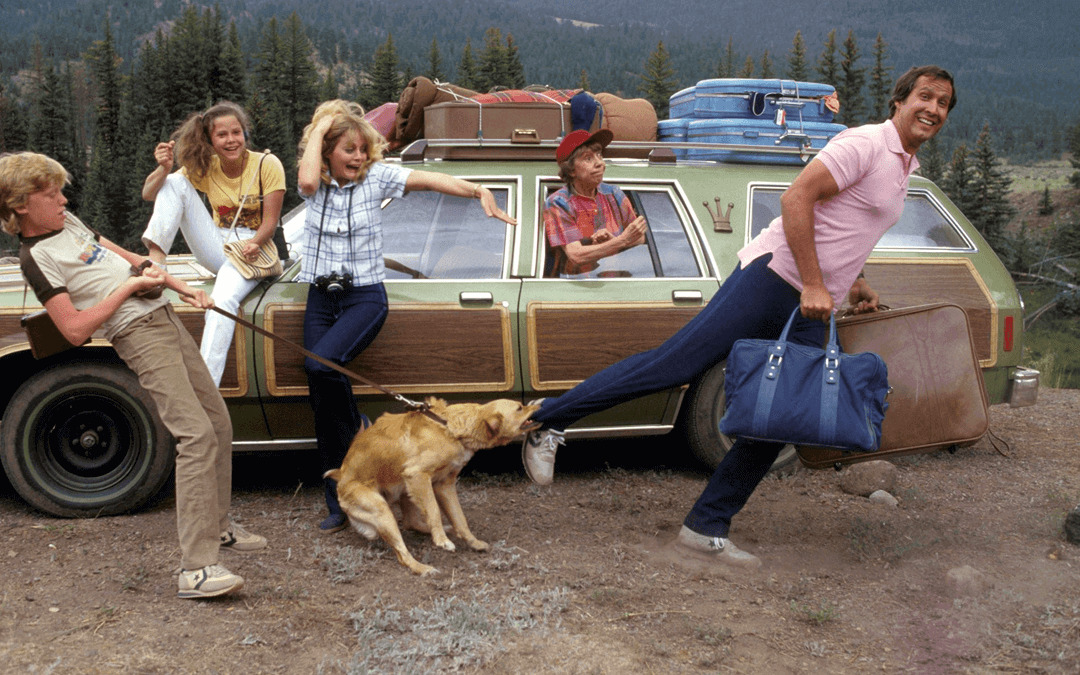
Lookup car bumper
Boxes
[1007,367,1040,408]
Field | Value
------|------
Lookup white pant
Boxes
[142,173,259,386]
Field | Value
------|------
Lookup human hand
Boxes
[477,187,517,226]
[847,277,880,314]
[180,287,214,310]
[799,284,834,323]
[591,229,613,244]
[621,216,648,247]
[128,271,165,299]
[154,141,175,172]
[240,240,262,262]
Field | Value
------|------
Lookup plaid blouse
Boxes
[543,183,636,276]
[298,162,411,286]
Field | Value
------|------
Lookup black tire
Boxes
[0,362,174,517]
[683,360,799,473]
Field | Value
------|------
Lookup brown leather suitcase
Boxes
[796,303,989,469]
[423,100,598,159]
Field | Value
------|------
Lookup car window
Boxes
[380,187,511,279]
[541,185,702,279]
[748,185,975,250]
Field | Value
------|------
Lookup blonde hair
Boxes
[0,152,70,236]
[172,101,251,180]
[298,100,385,185]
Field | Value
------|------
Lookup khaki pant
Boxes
[112,305,233,570]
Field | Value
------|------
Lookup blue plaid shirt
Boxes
[298,162,412,286]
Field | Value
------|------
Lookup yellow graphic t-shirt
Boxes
[183,150,286,230]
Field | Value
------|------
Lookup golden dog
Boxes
[324,398,539,575]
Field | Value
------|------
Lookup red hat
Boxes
[556,129,614,163]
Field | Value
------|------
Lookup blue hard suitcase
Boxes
[685,118,847,165]
[657,118,691,158]
[669,79,837,123]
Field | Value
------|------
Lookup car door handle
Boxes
[672,290,702,303]
[459,291,493,304]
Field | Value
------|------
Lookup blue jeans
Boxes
[304,283,388,507]
[534,254,826,538]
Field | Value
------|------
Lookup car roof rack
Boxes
[399,138,822,165]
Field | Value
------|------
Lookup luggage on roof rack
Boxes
[670,78,838,123]
[685,118,847,165]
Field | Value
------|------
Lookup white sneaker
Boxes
[177,564,244,599]
[522,428,565,485]
[673,525,762,570]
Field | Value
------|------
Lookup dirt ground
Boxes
[1,389,1078,675]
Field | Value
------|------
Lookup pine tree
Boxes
[787,31,808,81]
[217,22,247,104]
[1069,123,1080,189]
[504,34,525,89]
[868,33,891,123]
[1038,185,1054,215]
[738,56,755,78]
[82,20,132,245]
[759,51,774,79]
[837,30,865,126]
[426,37,445,82]
[969,123,1015,252]
[578,69,591,92]
[917,136,946,185]
[366,33,400,108]
[716,38,737,78]
[457,39,480,91]
[320,68,339,101]
[816,29,839,88]
[202,8,227,104]
[30,61,83,210]
[639,41,677,118]
[281,13,320,140]
[943,144,976,225]
[479,28,507,92]
[0,88,29,152]
[170,7,211,114]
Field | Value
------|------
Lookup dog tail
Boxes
[323,468,341,481]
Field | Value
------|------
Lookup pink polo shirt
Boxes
[737,118,919,306]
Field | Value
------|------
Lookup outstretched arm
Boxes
[405,171,516,226]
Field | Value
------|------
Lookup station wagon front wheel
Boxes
[683,360,799,473]
[0,362,174,518]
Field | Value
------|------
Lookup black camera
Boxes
[314,271,353,293]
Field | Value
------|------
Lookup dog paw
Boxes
[414,564,439,576]
[467,539,490,552]
[435,539,456,552]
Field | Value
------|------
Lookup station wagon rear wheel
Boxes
[0,362,174,517]
[683,360,799,473]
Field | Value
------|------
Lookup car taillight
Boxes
[1004,315,1014,352]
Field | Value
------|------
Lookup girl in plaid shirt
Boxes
[297,100,515,532]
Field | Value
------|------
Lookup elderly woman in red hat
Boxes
[542,129,648,277]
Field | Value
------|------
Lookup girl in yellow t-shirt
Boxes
[141,101,286,386]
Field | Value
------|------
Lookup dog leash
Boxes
[139,267,448,426]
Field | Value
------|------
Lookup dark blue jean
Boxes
[533,254,826,538]
[304,282,388,485]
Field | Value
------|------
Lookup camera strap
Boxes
[165,283,448,426]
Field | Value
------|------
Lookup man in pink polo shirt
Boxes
[522,65,956,569]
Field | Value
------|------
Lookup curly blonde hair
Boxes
[298,100,385,185]
[0,152,70,236]
[172,101,251,180]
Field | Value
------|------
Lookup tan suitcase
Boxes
[423,100,599,159]
[796,303,989,469]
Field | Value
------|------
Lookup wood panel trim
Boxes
[863,257,997,366]
[527,301,702,390]
[172,305,248,396]
[263,302,514,397]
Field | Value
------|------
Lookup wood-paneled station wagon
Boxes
[0,135,1037,517]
